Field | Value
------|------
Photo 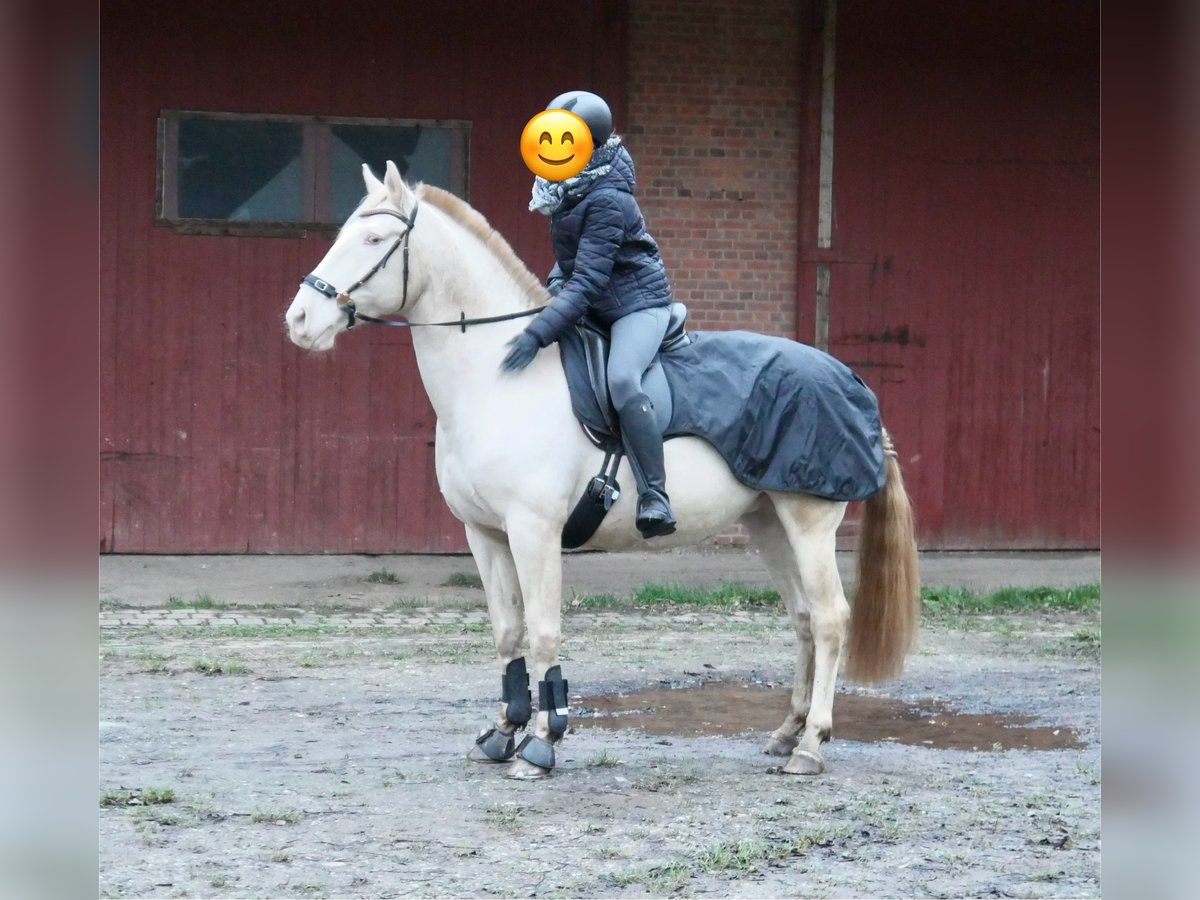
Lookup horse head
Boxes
[285,160,421,351]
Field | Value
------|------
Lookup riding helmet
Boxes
[546,90,613,145]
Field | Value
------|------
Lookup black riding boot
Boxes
[618,393,677,539]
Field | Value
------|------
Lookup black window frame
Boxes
[155,110,472,237]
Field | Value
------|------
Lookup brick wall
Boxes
[624,0,801,338]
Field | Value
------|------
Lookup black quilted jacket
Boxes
[524,146,673,347]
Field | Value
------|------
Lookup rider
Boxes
[501,90,677,539]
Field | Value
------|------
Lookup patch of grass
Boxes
[138,652,170,673]
[575,582,781,610]
[692,827,853,875]
[365,568,399,584]
[632,768,700,792]
[484,803,521,827]
[696,838,771,874]
[192,658,250,676]
[291,883,328,898]
[647,860,692,894]
[459,622,489,634]
[134,806,194,827]
[165,592,224,610]
[588,750,621,768]
[606,868,648,887]
[174,624,346,639]
[251,808,302,825]
[922,583,1100,616]
[442,571,484,589]
[100,786,176,807]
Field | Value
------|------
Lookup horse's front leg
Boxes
[465,524,530,763]
[503,512,568,780]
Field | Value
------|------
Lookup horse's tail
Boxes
[845,427,920,683]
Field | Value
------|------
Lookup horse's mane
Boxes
[416,185,548,308]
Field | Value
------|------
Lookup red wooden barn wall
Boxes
[798,0,1100,548]
[99,0,626,552]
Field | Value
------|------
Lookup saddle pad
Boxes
[559,327,886,501]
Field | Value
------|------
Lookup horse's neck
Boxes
[407,210,555,426]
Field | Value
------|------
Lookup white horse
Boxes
[285,161,919,779]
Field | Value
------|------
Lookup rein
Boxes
[300,199,546,333]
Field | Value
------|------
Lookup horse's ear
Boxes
[362,164,385,194]
[384,160,411,204]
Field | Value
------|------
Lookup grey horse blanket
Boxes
[559,328,886,501]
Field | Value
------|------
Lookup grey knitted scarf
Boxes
[529,135,624,216]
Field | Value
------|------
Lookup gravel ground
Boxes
[99,594,1100,899]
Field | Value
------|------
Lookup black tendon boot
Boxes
[618,393,677,538]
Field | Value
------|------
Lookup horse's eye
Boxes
[365,233,383,245]
[562,131,574,145]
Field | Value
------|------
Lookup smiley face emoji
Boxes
[520,109,594,180]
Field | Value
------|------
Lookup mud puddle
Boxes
[575,682,1083,751]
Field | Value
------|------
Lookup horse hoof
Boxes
[781,750,824,776]
[506,758,552,780]
[762,734,798,757]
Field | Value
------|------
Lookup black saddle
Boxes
[560,301,690,450]
[556,303,688,548]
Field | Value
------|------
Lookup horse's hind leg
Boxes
[741,502,813,758]
[768,494,849,776]
[503,513,567,780]
[465,525,529,762]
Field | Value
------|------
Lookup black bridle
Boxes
[300,199,545,333]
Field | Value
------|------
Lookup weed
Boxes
[192,658,249,676]
[365,568,399,584]
[291,883,328,898]
[633,769,700,792]
[442,571,484,589]
[460,622,489,633]
[139,652,170,674]
[134,806,192,827]
[697,838,770,874]
[1025,790,1051,809]
[693,827,851,874]
[100,787,175,807]
[99,595,126,609]
[209,874,228,889]
[297,653,319,668]
[166,595,185,609]
[606,868,647,887]
[597,846,622,860]
[251,808,302,825]
[271,850,292,863]
[648,860,692,893]
[192,592,219,609]
[588,750,621,768]
[484,803,521,827]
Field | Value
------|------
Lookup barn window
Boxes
[156,111,471,236]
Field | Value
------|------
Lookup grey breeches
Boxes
[607,306,671,411]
